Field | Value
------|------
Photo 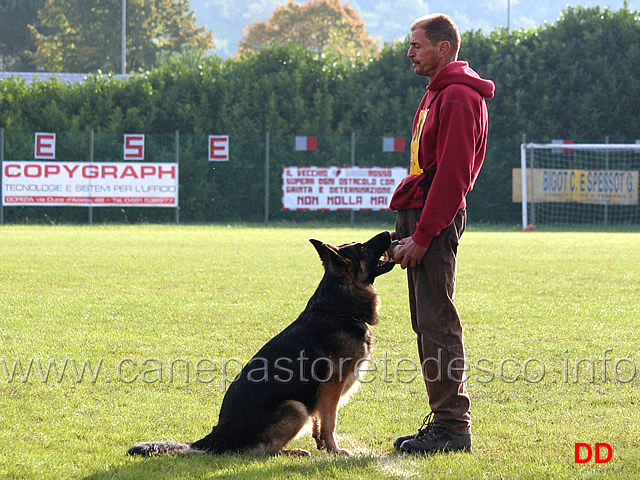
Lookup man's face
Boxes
[407,28,442,79]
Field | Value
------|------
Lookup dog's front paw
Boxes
[280,448,311,457]
[333,448,352,456]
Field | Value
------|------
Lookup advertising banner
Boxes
[512,168,639,205]
[282,166,407,211]
[208,135,229,161]
[2,161,178,207]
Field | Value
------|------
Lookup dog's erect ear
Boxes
[309,239,349,270]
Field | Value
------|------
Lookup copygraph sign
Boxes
[2,161,178,207]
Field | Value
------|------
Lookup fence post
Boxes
[350,131,356,228]
[88,130,94,225]
[0,127,4,225]
[604,135,609,230]
[264,131,270,226]
[175,130,180,225]
[520,134,527,229]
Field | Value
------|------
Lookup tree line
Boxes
[0,0,213,72]
[0,0,374,73]
[1,5,639,224]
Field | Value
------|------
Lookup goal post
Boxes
[515,143,640,229]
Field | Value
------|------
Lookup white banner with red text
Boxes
[2,161,178,207]
[282,166,408,211]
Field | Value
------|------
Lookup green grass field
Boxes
[1,224,639,479]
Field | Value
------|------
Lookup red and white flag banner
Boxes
[295,136,318,151]
[382,137,405,152]
[552,139,574,154]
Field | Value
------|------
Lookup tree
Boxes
[0,0,44,71]
[238,0,377,61]
[155,44,208,69]
[29,0,214,73]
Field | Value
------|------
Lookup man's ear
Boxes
[437,40,451,58]
[309,239,349,270]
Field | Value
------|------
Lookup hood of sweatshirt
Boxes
[428,61,495,99]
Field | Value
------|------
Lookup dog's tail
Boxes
[127,440,203,457]
[128,426,225,456]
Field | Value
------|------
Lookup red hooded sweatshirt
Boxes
[389,61,495,249]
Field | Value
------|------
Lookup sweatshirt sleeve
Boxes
[412,91,480,249]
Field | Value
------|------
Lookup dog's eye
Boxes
[360,245,367,252]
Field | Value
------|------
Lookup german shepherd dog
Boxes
[127,231,394,457]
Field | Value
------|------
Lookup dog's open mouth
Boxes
[375,256,395,276]
[369,232,396,278]
[373,246,395,278]
[376,252,396,275]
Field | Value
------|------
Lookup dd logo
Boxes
[574,443,613,463]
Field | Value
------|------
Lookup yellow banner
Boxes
[512,168,639,205]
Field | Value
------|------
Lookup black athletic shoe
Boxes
[399,425,472,454]
[393,413,435,450]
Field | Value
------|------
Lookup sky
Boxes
[189,0,636,57]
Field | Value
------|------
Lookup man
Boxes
[389,13,495,454]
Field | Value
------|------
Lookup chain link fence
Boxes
[0,130,521,225]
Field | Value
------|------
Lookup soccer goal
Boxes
[514,142,640,229]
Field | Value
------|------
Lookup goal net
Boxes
[515,143,640,229]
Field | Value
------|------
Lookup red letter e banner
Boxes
[35,132,56,159]
[208,135,229,162]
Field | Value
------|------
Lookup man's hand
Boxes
[393,236,427,269]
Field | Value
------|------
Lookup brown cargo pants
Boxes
[395,207,471,435]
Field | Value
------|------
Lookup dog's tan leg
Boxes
[315,382,352,455]
[312,413,325,450]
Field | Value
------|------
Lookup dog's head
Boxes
[310,231,395,286]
